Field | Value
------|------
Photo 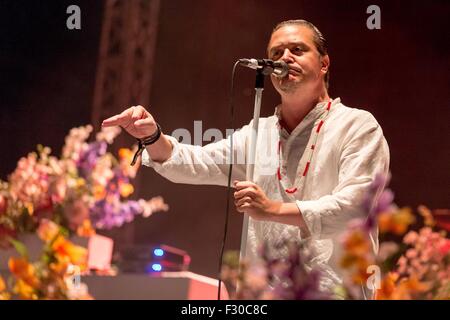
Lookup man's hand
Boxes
[102,105,173,163]
[233,180,281,221]
[233,180,309,232]
[102,105,157,139]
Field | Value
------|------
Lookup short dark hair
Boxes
[272,19,330,89]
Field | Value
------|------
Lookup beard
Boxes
[273,74,304,94]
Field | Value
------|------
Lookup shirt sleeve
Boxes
[141,124,249,186]
[296,113,390,239]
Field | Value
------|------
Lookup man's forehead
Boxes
[268,25,314,50]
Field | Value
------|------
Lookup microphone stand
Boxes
[237,68,264,293]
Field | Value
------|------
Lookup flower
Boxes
[232,240,332,300]
[378,207,415,235]
[224,172,449,300]
[0,194,7,216]
[338,174,450,300]
[13,279,37,300]
[37,218,60,242]
[8,257,40,289]
[0,124,168,237]
[6,231,92,300]
[0,275,5,291]
[52,235,88,269]
[362,173,394,229]
[0,275,10,300]
[76,219,95,237]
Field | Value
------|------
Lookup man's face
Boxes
[267,25,329,94]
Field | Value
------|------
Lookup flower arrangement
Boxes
[0,124,169,299]
[3,219,91,300]
[0,124,168,245]
[339,175,450,300]
[221,242,331,300]
[222,174,449,300]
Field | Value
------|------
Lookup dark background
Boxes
[1,0,449,278]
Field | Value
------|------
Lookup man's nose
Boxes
[280,48,294,63]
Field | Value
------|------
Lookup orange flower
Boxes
[351,259,372,285]
[399,275,431,293]
[0,275,10,300]
[13,279,38,300]
[118,148,133,161]
[119,147,139,177]
[24,202,34,215]
[8,257,40,288]
[376,273,432,300]
[0,275,6,292]
[340,230,375,285]
[93,184,106,200]
[418,205,435,228]
[52,235,88,269]
[119,182,134,198]
[37,218,60,243]
[378,207,415,235]
[343,230,370,256]
[376,272,398,300]
[76,219,96,237]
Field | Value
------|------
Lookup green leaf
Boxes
[7,237,29,259]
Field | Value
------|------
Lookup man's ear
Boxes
[320,54,330,75]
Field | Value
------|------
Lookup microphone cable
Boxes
[217,60,240,300]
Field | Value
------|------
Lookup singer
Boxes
[102,19,389,299]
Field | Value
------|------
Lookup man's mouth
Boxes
[288,67,302,75]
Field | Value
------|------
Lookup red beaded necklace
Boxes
[277,100,333,194]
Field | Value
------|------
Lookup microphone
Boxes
[238,58,289,78]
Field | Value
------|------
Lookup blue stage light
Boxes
[153,248,164,257]
[151,263,162,272]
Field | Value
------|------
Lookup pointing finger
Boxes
[102,108,134,127]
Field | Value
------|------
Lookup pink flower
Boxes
[49,177,67,204]
[439,239,450,256]
[397,256,408,274]
[37,219,60,242]
[406,249,418,259]
[403,231,418,245]
[0,194,7,216]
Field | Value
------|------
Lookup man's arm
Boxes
[234,181,310,237]
[102,105,174,163]
[145,135,173,163]
[103,105,248,186]
[296,116,390,239]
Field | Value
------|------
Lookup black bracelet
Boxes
[130,123,162,166]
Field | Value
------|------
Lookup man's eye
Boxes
[293,47,303,54]
[271,51,281,59]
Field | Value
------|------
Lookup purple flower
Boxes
[259,241,332,300]
[89,199,142,230]
[362,172,394,229]
[77,141,107,178]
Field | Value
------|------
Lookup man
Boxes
[102,20,389,298]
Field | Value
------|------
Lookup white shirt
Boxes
[142,98,390,296]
